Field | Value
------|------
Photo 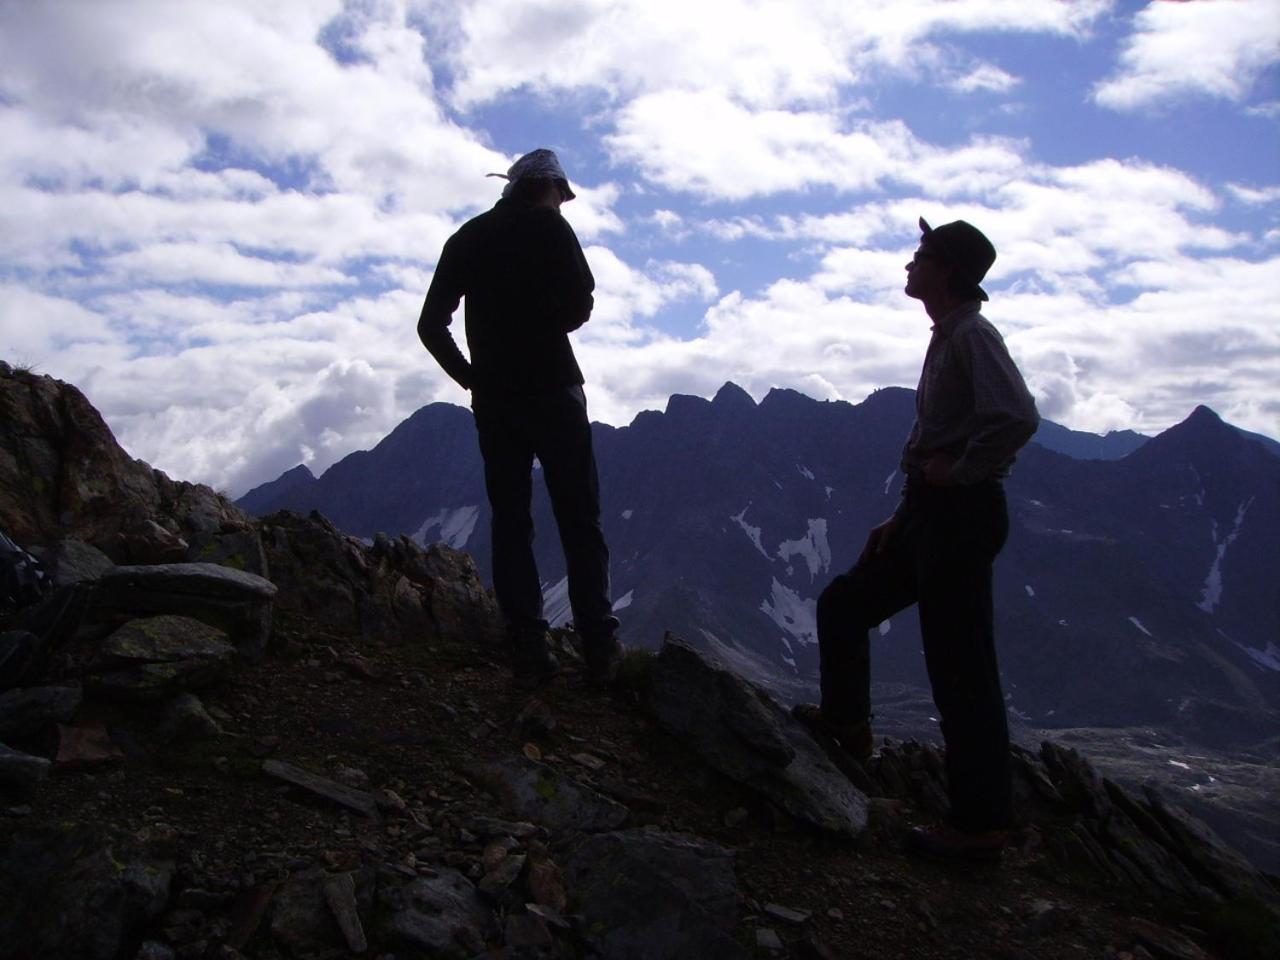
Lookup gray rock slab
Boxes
[473,756,629,834]
[650,637,868,838]
[98,615,234,664]
[0,742,52,790]
[269,868,374,955]
[44,538,115,587]
[564,828,749,960]
[91,563,276,659]
[323,872,368,954]
[377,868,494,959]
[262,759,380,819]
[0,684,82,739]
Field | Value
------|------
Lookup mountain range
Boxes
[239,384,1280,748]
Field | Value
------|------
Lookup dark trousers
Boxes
[472,385,617,640]
[817,480,1012,832]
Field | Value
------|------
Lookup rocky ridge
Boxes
[1,362,1278,960]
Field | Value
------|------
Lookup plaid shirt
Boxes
[900,301,1039,487]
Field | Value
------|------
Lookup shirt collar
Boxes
[930,300,982,336]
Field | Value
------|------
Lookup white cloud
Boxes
[950,62,1021,94]
[1094,0,1280,110]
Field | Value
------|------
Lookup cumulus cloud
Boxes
[1094,0,1280,110]
[1,0,1276,498]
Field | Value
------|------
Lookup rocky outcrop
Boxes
[259,509,503,649]
[0,824,172,960]
[650,634,869,838]
[0,362,262,571]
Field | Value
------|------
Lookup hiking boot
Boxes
[582,632,625,684]
[904,823,1007,862]
[791,703,874,761]
[510,628,561,691]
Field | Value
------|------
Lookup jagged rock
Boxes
[157,692,223,743]
[474,756,629,834]
[87,616,236,701]
[650,636,869,838]
[563,828,749,960]
[0,364,258,565]
[0,683,81,739]
[1126,917,1214,960]
[268,868,374,955]
[1140,784,1279,910]
[262,759,381,819]
[88,563,276,659]
[119,518,189,565]
[0,741,51,791]
[260,510,503,649]
[0,630,42,690]
[0,824,172,960]
[41,538,115,587]
[186,526,269,577]
[376,867,495,959]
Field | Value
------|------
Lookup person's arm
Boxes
[543,213,595,332]
[417,238,473,390]
[946,323,1039,485]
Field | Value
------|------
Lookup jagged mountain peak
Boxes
[711,381,757,409]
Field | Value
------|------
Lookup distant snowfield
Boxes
[1197,497,1254,613]
[760,577,817,647]
[776,518,831,580]
[1128,616,1154,637]
[1237,640,1280,672]
[412,505,479,550]
[612,589,634,612]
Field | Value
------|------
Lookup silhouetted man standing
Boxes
[798,217,1039,860]
[418,149,622,688]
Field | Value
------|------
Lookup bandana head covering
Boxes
[486,148,576,201]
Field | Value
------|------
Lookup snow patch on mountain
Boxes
[883,470,897,495]
[796,464,814,480]
[1236,641,1280,672]
[776,518,831,580]
[1025,585,1036,598]
[412,505,479,550]
[760,577,817,646]
[621,508,633,520]
[732,506,770,558]
[612,589,634,612]
[543,575,571,627]
[1129,616,1153,637]
[1197,496,1254,613]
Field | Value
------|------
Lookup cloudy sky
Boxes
[2,0,1277,496]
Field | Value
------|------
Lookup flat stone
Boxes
[323,872,368,954]
[262,759,380,819]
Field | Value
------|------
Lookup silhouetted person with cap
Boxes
[796,217,1039,860]
[418,148,622,689]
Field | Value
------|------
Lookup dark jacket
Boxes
[418,198,595,395]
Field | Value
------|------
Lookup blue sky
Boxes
[1,0,1277,496]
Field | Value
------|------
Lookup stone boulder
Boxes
[84,564,275,660]
[375,867,495,959]
[86,615,236,701]
[563,828,748,960]
[0,683,82,740]
[650,636,869,838]
[0,824,172,960]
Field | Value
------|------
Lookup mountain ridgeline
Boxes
[240,384,1280,746]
